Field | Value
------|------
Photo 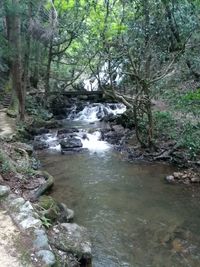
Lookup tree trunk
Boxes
[23,1,32,95]
[10,0,25,120]
[45,39,53,96]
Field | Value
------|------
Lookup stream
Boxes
[37,104,200,267]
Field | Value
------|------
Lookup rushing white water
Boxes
[41,133,61,151]
[83,62,123,91]
[40,130,110,153]
[79,131,111,152]
[37,102,125,153]
[71,103,126,123]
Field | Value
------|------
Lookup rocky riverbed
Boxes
[29,98,199,186]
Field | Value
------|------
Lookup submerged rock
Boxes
[165,175,176,184]
[165,169,200,185]
[50,223,92,265]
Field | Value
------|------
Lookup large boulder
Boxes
[60,137,83,151]
[49,223,92,265]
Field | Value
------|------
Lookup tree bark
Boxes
[45,38,53,96]
[10,0,25,120]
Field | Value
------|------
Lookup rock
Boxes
[49,95,70,116]
[173,172,182,179]
[165,175,175,184]
[33,229,49,250]
[82,133,89,140]
[20,216,41,229]
[5,195,42,229]
[14,142,33,156]
[57,128,79,136]
[37,196,74,223]
[37,195,60,222]
[36,250,56,266]
[115,110,135,128]
[0,185,10,197]
[190,177,200,183]
[31,157,40,170]
[101,113,116,123]
[66,208,74,222]
[102,130,123,145]
[112,124,124,133]
[50,223,92,264]
[60,137,83,151]
[59,203,74,222]
[33,140,49,150]
[7,196,26,209]
[30,127,50,136]
[44,119,61,129]
[19,201,34,213]
[32,171,54,200]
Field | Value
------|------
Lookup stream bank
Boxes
[0,112,92,267]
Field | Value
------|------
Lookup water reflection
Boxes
[38,150,200,267]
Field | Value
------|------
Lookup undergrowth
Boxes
[153,111,200,159]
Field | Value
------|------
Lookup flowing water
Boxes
[37,104,200,267]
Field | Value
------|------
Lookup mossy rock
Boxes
[116,109,135,129]
[38,195,60,222]
[7,108,18,118]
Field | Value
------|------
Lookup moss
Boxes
[4,79,12,93]
[7,96,18,118]
[37,195,60,222]
[116,109,135,129]
[0,149,16,173]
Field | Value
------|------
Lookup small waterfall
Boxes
[83,62,123,91]
[70,103,126,123]
[36,102,125,153]
[78,131,111,152]
[36,130,111,153]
